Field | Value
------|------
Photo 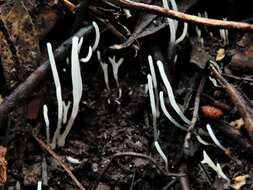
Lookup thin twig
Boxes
[32,133,86,190]
[106,0,253,31]
[0,26,93,126]
[222,73,253,83]
[209,63,253,137]
[184,76,206,155]
[94,152,185,189]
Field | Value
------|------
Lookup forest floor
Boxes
[0,0,253,189]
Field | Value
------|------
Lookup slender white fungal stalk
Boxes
[159,91,187,131]
[97,51,110,91]
[78,36,93,63]
[169,0,178,29]
[148,55,159,117]
[206,124,226,151]
[47,43,63,149]
[156,60,191,125]
[77,37,83,53]
[80,21,99,63]
[195,25,202,39]
[201,151,230,183]
[219,18,229,46]
[216,163,230,183]
[204,11,208,18]
[92,21,100,51]
[80,46,93,63]
[163,0,187,45]
[196,135,212,146]
[201,150,219,172]
[148,75,168,171]
[43,105,50,144]
[66,57,70,65]
[109,55,124,99]
[37,181,42,190]
[195,17,204,46]
[162,0,176,44]
[209,76,219,87]
[58,37,83,147]
[176,22,188,44]
[62,101,71,124]
[123,9,132,18]
[108,55,124,88]
[154,141,168,171]
[147,74,157,136]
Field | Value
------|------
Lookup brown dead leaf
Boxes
[0,1,58,88]
[190,39,209,69]
[0,1,41,81]
[0,146,7,185]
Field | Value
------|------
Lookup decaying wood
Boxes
[107,0,253,31]
[0,25,93,127]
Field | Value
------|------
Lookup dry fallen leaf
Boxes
[0,0,58,88]
[216,48,225,61]
[201,105,224,119]
[0,1,41,82]
[230,118,244,130]
[231,175,251,190]
[190,39,209,69]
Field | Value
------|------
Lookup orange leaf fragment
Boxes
[201,105,224,119]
